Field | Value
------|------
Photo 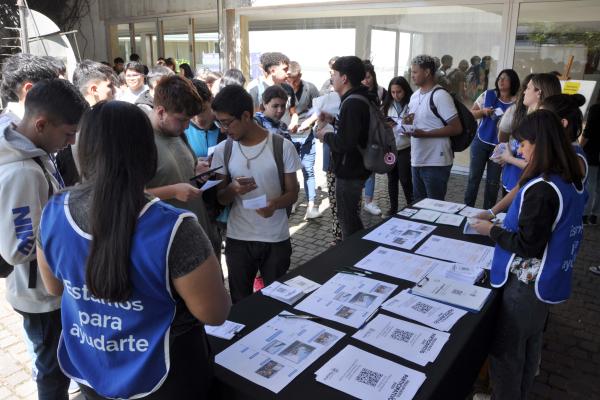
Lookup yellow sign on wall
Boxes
[562,81,581,95]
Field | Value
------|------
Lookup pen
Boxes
[357,307,379,330]
[278,314,322,321]
[334,270,366,277]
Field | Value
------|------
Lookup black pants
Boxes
[387,147,413,212]
[225,238,292,303]
[80,325,214,400]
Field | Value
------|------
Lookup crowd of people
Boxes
[0,48,598,400]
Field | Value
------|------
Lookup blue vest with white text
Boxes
[39,192,193,399]
[477,90,513,145]
[501,138,523,191]
[573,143,589,185]
[491,175,585,303]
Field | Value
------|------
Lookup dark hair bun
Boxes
[571,93,586,107]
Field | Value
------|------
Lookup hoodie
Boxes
[0,116,61,313]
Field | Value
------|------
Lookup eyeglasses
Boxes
[214,117,237,129]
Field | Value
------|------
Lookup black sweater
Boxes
[324,86,373,180]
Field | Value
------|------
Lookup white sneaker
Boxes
[364,202,382,216]
[305,206,322,219]
[291,203,297,214]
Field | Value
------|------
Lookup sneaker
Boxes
[291,203,297,214]
[583,215,590,225]
[364,202,382,216]
[589,266,600,276]
[305,206,322,219]
[590,215,598,225]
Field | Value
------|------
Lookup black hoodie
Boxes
[324,85,374,180]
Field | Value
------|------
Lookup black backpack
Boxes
[429,87,477,152]
[342,94,397,173]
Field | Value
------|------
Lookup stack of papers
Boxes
[216,312,345,393]
[355,246,455,283]
[397,208,418,217]
[459,206,485,218]
[415,235,494,270]
[352,314,450,366]
[411,276,492,312]
[441,263,485,284]
[294,273,397,328]
[262,281,304,305]
[315,345,426,400]
[413,198,465,214]
[382,289,467,332]
[284,275,321,294]
[205,320,245,340]
[362,218,436,250]
[411,209,441,222]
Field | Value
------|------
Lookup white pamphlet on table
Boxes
[411,276,492,312]
[315,345,426,400]
[437,263,485,284]
[285,275,321,294]
[435,213,465,227]
[415,235,494,270]
[413,198,465,214]
[294,273,397,328]
[199,179,222,191]
[205,320,245,340]
[382,289,467,332]
[362,218,436,250]
[355,246,454,283]
[459,206,486,218]
[352,314,450,366]
[463,218,481,235]
[242,194,267,209]
[397,208,419,217]
[215,312,344,393]
[262,281,304,305]
[411,209,441,223]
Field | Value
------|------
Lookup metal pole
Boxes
[17,0,29,53]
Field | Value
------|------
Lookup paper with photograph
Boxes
[362,218,436,250]
[413,198,465,214]
[205,320,245,340]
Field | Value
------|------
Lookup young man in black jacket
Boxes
[316,56,372,240]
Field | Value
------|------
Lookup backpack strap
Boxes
[271,133,285,194]
[428,87,448,127]
[223,137,233,184]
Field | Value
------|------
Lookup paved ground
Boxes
[1,171,599,399]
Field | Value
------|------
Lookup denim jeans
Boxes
[336,177,366,240]
[584,165,600,216]
[225,238,292,303]
[387,147,413,212]
[411,165,452,201]
[363,174,375,198]
[464,136,502,209]
[299,133,316,202]
[17,309,69,400]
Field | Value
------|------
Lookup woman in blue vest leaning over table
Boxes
[36,101,231,400]
[470,110,587,400]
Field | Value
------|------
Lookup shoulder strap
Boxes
[32,156,54,197]
[271,133,285,192]
[429,87,448,126]
[223,137,233,184]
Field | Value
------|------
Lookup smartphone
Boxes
[189,165,222,182]
[236,176,256,186]
[385,116,398,126]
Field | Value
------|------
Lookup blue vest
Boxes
[185,122,221,158]
[491,175,586,303]
[39,192,194,398]
[477,90,514,145]
[501,138,523,191]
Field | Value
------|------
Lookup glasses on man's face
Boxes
[214,117,237,129]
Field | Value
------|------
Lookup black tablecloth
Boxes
[209,215,500,400]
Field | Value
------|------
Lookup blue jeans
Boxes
[336,178,366,240]
[17,309,69,400]
[363,174,375,198]
[298,133,316,202]
[412,165,452,201]
[464,136,502,209]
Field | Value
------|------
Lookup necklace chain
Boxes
[238,137,269,169]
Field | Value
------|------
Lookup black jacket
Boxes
[324,85,374,180]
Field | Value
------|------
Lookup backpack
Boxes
[222,133,293,217]
[428,87,477,152]
[342,94,397,173]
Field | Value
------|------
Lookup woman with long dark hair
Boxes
[382,76,413,214]
[36,101,230,399]
[178,63,194,80]
[471,110,586,400]
[464,69,519,209]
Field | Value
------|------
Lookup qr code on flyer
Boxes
[391,329,414,343]
[411,302,433,314]
[356,368,383,387]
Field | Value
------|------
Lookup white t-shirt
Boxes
[211,133,301,242]
[407,85,457,167]
[118,85,149,104]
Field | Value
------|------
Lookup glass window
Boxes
[116,23,131,61]
[133,21,158,66]
[162,17,192,68]
[194,14,219,72]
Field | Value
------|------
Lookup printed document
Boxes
[415,235,494,270]
[352,314,450,366]
[411,209,441,223]
[242,194,268,210]
[382,289,467,332]
[397,208,419,217]
[205,320,245,340]
[215,312,344,393]
[315,345,426,400]
[411,276,492,312]
[262,281,304,305]
[355,246,454,283]
[363,218,436,250]
[285,275,321,294]
[413,198,465,214]
[435,213,465,227]
[199,179,222,191]
[294,273,397,328]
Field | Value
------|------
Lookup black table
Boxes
[209,214,500,400]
